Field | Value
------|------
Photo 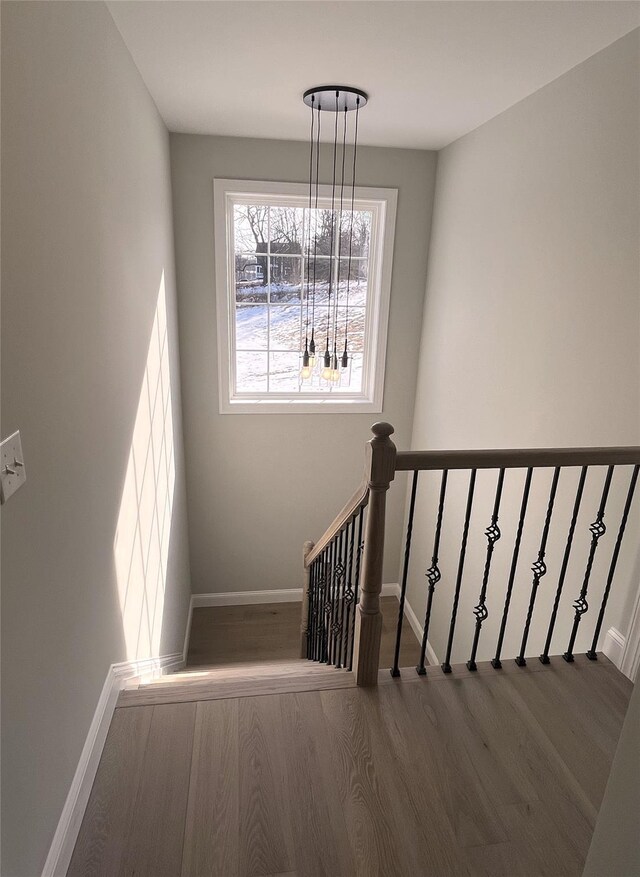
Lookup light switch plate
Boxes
[0,430,26,504]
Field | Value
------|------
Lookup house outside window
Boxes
[214,179,397,414]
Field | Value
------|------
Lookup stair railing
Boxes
[302,423,640,686]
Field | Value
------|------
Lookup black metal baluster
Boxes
[313,552,324,661]
[331,529,345,665]
[417,470,448,675]
[307,560,315,660]
[442,469,477,673]
[315,550,326,661]
[333,524,349,667]
[564,466,614,662]
[516,467,561,666]
[467,468,505,671]
[322,543,332,663]
[348,506,365,671]
[340,517,356,669]
[310,557,316,661]
[492,468,533,669]
[587,465,639,660]
[328,537,338,664]
[327,532,338,665]
[391,471,419,678]
[335,521,347,669]
[539,466,588,664]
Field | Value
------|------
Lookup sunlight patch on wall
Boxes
[114,272,176,661]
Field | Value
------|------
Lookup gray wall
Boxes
[170,134,436,594]
[583,668,640,876]
[1,3,191,874]
[404,31,640,665]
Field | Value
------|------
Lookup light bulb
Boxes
[300,366,311,380]
[309,355,316,368]
[330,368,341,383]
[321,366,332,380]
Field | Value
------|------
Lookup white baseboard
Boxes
[402,595,439,666]
[602,627,626,672]
[191,583,401,608]
[43,648,185,876]
[621,583,640,683]
[183,597,194,664]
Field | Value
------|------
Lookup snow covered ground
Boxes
[234,284,365,393]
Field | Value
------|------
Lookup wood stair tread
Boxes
[118,660,354,707]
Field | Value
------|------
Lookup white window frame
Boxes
[214,178,397,414]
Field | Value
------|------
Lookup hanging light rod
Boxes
[299,84,367,387]
[303,85,368,112]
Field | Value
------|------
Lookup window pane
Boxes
[335,306,365,339]
[270,257,302,302]
[269,352,302,391]
[305,257,332,304]
[338,258,368,307]
[236,304,268,350]
[270,207,303,255]
[331,352,363,392]
[270,304,302,349]
[347,211,372,258]
[309,209,335,256]
[235,256,268,303]
[234,205,268,257]
[236,351,268,392]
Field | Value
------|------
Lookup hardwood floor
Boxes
[186,595,422,670]
[69,655,631,877]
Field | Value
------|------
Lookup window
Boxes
[214,179,397,413]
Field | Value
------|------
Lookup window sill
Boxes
[219,397,383,415]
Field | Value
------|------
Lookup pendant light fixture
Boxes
[300,86,367,387]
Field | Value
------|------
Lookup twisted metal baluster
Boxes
[307,560,315,660]
[391,470,419,678]
[587,465,639,660]
[564,466,614,662]
[340,517,356,669]
[492,468,533,669]
[540,466,588,664]
[348,506,365,671]
[417,470,448,675]
[334,525,348,668]
[467,468,505,671]
[322,542,333,663]
[442,469,477,673]
[516,467,561,666]
[328,531,343,665]
[314,552,326,662]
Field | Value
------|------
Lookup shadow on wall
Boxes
[114,271,176,661]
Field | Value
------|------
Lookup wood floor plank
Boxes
[503,666,613,814]
[67,706,154,877]
[406,680,509,850]
[237,695,295,877]
[357,683,472,876]
[279,692,356,877]
[119,702,196,876]
[181,699,240,877]
[317,687,408,877]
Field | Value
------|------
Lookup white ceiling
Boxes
[108,1,640,150]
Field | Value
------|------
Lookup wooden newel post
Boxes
[300,540,315,657]
[353,422,397,685]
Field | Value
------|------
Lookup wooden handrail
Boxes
[304,481,369,567]
[396,446,640,472]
